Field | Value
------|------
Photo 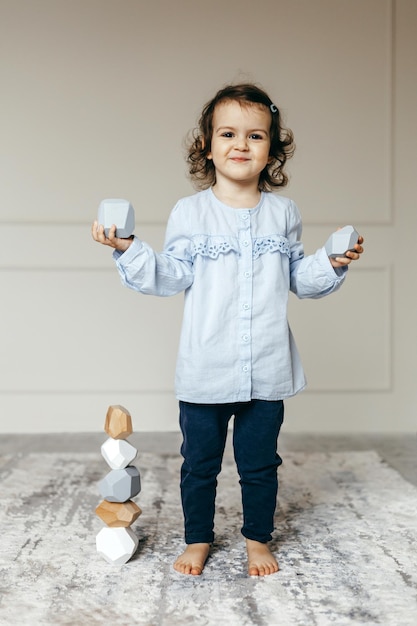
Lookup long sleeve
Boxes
[113,203,194,297]
[287,200,347,299]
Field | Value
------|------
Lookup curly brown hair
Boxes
[187,83,295,192]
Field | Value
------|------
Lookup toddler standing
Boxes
[92,83,364,576]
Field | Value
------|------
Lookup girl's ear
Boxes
[201,136,212,159]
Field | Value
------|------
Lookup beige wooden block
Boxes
[95,500,142,528]
[104,405,133,439]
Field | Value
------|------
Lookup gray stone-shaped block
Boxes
[325,225,359,258]
[96,526,139,565]
[101,437,138,470]
[98,198,135,238]
[98,466,141,503]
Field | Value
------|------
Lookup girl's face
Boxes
[207,100,271,188]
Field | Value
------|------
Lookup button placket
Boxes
[237,212,253,397]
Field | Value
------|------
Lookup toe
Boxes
[248,564,260,576]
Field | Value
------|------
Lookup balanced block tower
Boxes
[95,405,142,565]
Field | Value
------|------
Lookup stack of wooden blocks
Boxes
[95,405,142,565]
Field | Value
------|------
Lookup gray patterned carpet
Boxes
[0,449,416,625]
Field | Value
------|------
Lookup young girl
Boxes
[92,83,364,577]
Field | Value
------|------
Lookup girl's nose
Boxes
[235,135,248,150]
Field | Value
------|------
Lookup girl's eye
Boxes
[221,132,234,138]
[249,134,263,140]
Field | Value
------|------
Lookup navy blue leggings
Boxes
[179,400,284,544]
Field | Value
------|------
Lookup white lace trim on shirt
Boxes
[192,236,239,259]
[191,235,291,260]
[253,235,291,259]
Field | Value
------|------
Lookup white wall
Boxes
[1,0,416,433]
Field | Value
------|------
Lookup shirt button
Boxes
[242,365,249,372]
[244,271,251,278]
[243,240,249,247]
[243,303,250,310]
[242,334,250,342]
[241,213,249,220]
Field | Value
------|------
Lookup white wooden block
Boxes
[101,437,138,469]
[96,527,139,565]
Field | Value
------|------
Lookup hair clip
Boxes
[270,103,278,114]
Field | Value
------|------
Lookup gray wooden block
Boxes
[324,225,359,258]
[98,466,141,503]
[97,199,135,238]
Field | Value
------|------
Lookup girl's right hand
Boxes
[91,221,133,252]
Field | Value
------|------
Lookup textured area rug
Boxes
[0,449,416,626]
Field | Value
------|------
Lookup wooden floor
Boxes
[2,431,416,486]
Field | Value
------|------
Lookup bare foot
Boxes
[173,543,211,576]
[246,539,279,577]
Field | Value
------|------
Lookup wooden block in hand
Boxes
[97,199,135,238]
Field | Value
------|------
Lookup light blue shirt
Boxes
[113,188,347,403]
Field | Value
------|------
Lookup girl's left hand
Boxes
[329,236,364,268]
